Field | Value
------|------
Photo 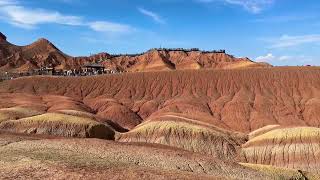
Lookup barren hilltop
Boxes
[0,32,270,73]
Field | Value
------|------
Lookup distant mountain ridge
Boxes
[0,32,270,72]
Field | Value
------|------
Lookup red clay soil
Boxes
[0,32,269,72]
[2,67,320,133]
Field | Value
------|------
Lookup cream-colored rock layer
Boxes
[0,113,114,139]
[117,119,246,160]
[241,126,320,173]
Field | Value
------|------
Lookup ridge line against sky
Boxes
[0,0,319,66]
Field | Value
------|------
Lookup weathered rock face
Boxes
[0,32,6,42]
[84,97,142,130]
[240,126,320,173]
[2,67,320,177]
[0,32,269,72]
[0,93,119,139]
[102,50,269,72]
[2,68,320,133]
[0,33,111,72]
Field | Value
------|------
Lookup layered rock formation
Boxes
[2,67,320,178]
[0,113,115,139]
[2,33,320,179]
[0,32,269,72]
[0,35,110,71]
[240,126,320,173]
[0,93,115,139]
[102,50,269,72]
[116,116,246,161]
[2,68,320,133]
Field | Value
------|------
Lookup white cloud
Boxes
[254,14,317,23]
[255,53,315,65]
[278,55,291,61]
[0,0,17,6]
[0,5,83,29]
[196,0,273,13]
[0,0,134,34]
[89,21,133,33]
[269,34,320,48]
[255,53,274,62]
[138,7,165,24]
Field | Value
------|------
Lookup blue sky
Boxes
[0,0,319,66]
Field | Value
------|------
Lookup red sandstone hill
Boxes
[0,32,110,72]
[2,67,320,133]
[0,32,270,72]
[103,50,271,72]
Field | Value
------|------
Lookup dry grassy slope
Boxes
[0,133,278,180]
[240,126,320,173]
[2,67,320,133]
